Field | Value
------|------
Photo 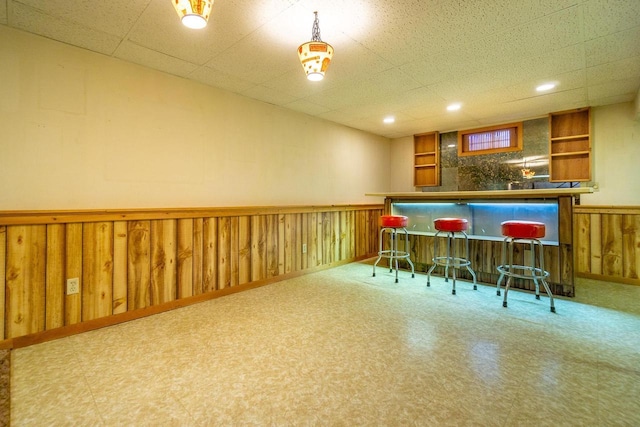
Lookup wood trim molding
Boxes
[0,204,384,226]
[574,206,640,215]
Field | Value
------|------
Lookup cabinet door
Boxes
[414,131,439,187]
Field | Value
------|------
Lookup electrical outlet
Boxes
[302,243,307,254]
[67,278,80,295]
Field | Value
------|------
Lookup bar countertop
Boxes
[366,187,594,200]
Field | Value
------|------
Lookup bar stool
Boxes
[372,215,415,283]
[496,220,556,313]
[426,218,477,295]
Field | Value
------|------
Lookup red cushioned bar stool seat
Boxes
[496,220,555,313]
[426,218,477,295]
[372,215,415,283]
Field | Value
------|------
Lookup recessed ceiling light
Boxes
[536,83,556,92]
[383,116,395,124]
[447,103,461,111]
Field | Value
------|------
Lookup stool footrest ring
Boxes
[497,264,550,281]
[431,256,472,269]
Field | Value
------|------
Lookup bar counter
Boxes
[366,187,594,200]
[367,188,595,296]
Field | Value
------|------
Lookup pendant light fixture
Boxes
[172,0,214,29]
[297,12,334,81]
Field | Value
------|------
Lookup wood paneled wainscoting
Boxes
[0,205,382,348]
[574,206,640,286]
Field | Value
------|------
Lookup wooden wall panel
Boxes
[315,212,323,266]
[177,219,193,298]
[294,214,303,272]
[238,216,251,285]
[323,212,332,265]
[203,218,218,292]
[128,221,151,310]
[558,196,572,245]
[192,218,204,295]
[113,221,128,314]
[338,212,347,261]
[82,222,113,321]
[622,215,640,280]
[65,223,82,325]
[218,217,231,290]
[251,215,266,282]
[573,207,640,285]
[355,211,364,257]
[309,213,318,267]
[266,215,279,278]
[151,220,177,305]
[6,226,46,338]
[229,217,240,287]
[279,214,287,275]
[0,226,5,340]
[45,224,65,330]
[0,205,383,345]
[332,212,340,262]
[301,213,309,270]
[602,214,623,277]
[575,213,591,274]
[590,213,602,275]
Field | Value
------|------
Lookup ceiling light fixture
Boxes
[298,12,334,81]
[383,116,395,124]
[172,0,214,29]
[447,103,461,111]
[536,83,556,92]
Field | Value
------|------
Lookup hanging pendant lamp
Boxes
[297,12,334,81]
[172,0,214,29]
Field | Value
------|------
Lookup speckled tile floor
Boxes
[11,261,640,426]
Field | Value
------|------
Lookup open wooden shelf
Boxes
[549,108,591,182]
[414,131,439,187]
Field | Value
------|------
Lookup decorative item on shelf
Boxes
[297,11,334,81]
[521,168,536,179]
[521,157,535,179]
[172,0,214,29]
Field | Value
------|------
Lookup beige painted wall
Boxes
[582,102,640,205]
[389,103,640,205]
[0,26,391,210]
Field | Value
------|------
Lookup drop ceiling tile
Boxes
[317,109,363,124]
[507,69,587,100]
[585,25,640,67]
[11,0,150,37]
[487,6,583,61]
[300,67,421,112]
[434,74,501,101]
[583,0,640,40]
[501,44,586,86]
[587,56,640,86]
[587,77,640,101]
[188,65,256,94]
[261,69,337,101]
[240,84,298,106]
[322,41,395,84]
[588,92,637,107]
[283,99,332,116]
[125,2,229,65]
[8,1,121,54]
[499,87,588,119]
[204,5,313,85]
[114,40,199,78]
